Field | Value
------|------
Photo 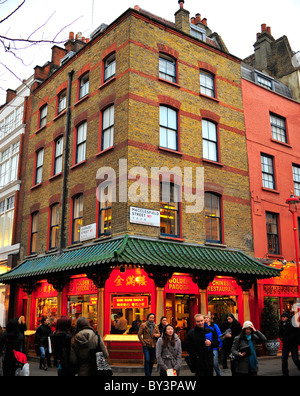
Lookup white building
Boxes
[0,75,33,327]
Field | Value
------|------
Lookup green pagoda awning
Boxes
[0,234,281,283]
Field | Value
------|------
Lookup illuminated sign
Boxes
[113,296,149,309]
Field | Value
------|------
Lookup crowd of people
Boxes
[0,311,299,376]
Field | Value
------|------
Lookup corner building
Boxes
[0,3,279,362]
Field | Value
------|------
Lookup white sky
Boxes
[1,0,300,105]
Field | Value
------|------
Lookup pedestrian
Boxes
[51,316,74,376]
[114,312,128,334]
[138,313,160,376]
[231,321,266,376]
[221,313,242,372]
[0,318,25,376]
[186,313,219,376]
[158,316,168,334]
[17,316,27,352]
[279,312,300,376]
[70,316,108,376]
[35,316,52,370]
[156,324,182,376]
[204,314,222,376]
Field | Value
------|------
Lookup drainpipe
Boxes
[60,70,74,253]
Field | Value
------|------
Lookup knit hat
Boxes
[242,321,253,329]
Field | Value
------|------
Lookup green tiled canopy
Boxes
[0,235,281,283]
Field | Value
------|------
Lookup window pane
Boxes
[159,106,177,150]
[200,72,215,97]
[160,183,179,237]
[205,193,221,242]
[293,165,300,196]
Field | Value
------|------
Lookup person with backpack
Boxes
[70,317,108,376]
[0,319,25,376]
[51,316,74,376]
[204,314,222,376]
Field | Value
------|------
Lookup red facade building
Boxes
[242,62,300,323]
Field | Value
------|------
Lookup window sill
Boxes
[159,235,185,242]
[202,158,223,167]
[49,172,63,181]
[66,242,83,249]
[53,110,66,122]
[205,241,227,248]
[35,125,46,135]
[200,93,219,103]
[270,138,292,148]
[31,183,42,190]
[262,187,280,194]
[99,76,116,89]
[74,95,89,107]
[96,146,114,156]
[267,254,284,260]
[158,146,183,156]
[70,160,87,170]
[158,78,181,89]
[93,234,112,243]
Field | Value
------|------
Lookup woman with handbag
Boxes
[70,317,109,376]
[231,321,266,376]
[156,324,182,376]
[0,318,25,376]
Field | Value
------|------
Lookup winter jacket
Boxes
[279,319,300,346]
[35,323,52,348]
[156,334,182,374]
[231,330,266,375]
[186,325,219,371]
[70,327,108,376]
[0,329,24,376]
[205,322,223,349]
[51,331,74,376]
[138,322,160,348]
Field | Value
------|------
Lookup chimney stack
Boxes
[175,0,190,34]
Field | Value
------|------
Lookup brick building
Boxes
[0,2,279,360]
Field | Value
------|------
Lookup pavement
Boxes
[18,354,300,377]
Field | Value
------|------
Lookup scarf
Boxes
[246,334,258,372]
[147,321,155,336]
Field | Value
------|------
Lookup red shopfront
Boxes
[258,264,299,319]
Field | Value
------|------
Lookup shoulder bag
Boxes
[90,334,113,376]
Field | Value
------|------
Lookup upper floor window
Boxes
[256,73,273,90]
[35,148,44,185]
[54,137,63,175]
[261,154,275,189]
[0,105,24,139]
[205,192,222,243]
[202,120,218,162]
[79,73,89,99]
[104,53,116,82]
[0,196,15,248]
[293,165,300,197]
[270,114,287,144]
[39,105,47,129]
[72,194,83,243]
[57,90,67,114]
[49,203,60,250]
[76,122,87,164]
[0,142,19,187]
[98,183,112,236]
[30,212,38,254]
[190,25,206,41]
[200,71,215,98]
[159,54,176,83]
[159,106,178,151]
[102,105,114,151]
[266,212,280,255]
[160,182,179,237]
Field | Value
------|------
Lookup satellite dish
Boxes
[291,52,300,68]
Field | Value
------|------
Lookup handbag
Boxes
[90,334,113,376]
[14,350,30,376]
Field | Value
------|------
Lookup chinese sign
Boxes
[113,296,149,309]
[114,274,148,288]
[130,207,160,227]
[166,274,199,294]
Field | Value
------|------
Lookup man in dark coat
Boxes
[186,314,219,376]
[279,312,300,376]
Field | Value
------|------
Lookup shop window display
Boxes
[67,295,98,330]
[110,293,151,334]
[36,297,57,327]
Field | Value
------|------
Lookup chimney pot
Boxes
[266,26,271,35]
[261,23,267,32]
[191,17,195,25]
[201,18,207,26]
[69,32,74,41]
[134,5,140,11]
[178,0,185,9]
[195,13,201,24]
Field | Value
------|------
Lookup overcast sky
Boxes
[1,0,300,105]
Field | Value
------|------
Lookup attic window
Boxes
[190,24,206,41]
[256,73,273,90]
